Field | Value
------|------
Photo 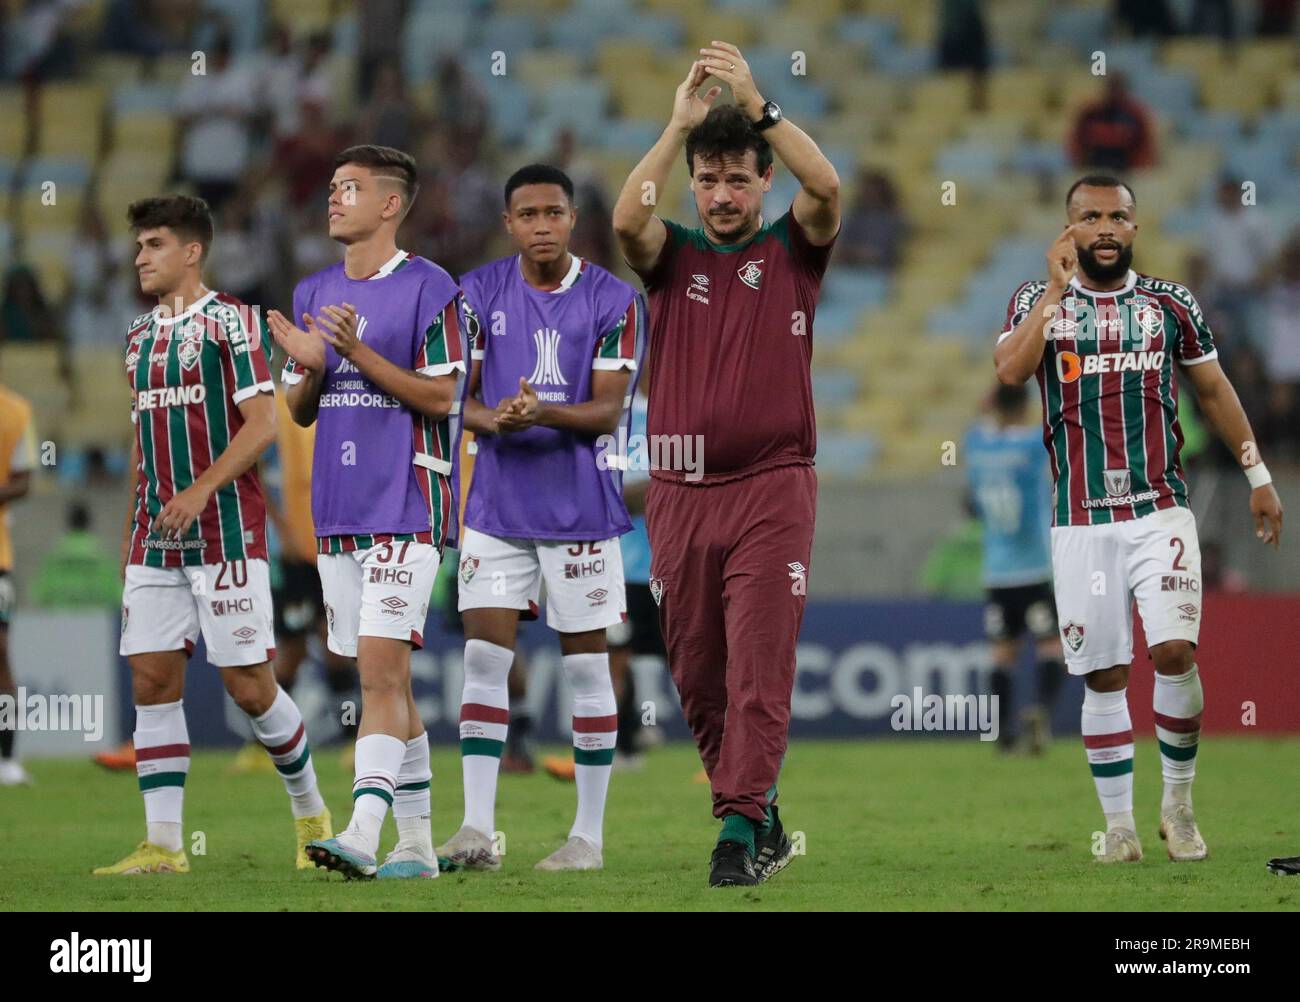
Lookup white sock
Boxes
[248,686,325,818]
[394,731,433,856]
[135,699,189,853]
[565,652,617,850]
[347,733,406,855]
[1155,664,1203,813]
[459,639,513,836]
[1081,686,1135,831]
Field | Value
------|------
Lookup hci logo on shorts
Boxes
[649,577,665,606]
[1103,468,1131,497]
[1062,621,1086,654]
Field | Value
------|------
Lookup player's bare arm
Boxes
[317,303,458,422]
[697,41,840,244]
[267,308,328,427]
[497,370,631,437]
[463,358,503,436]
[613,60,721,271]
[153,390,277,539]
[994,225,1077,385]
[1182,357,1283,547]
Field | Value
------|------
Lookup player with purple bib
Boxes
[437,164,643,873]
[269,145,468,880]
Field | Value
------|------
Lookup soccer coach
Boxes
[613,42,839,888]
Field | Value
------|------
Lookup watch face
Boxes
[767,102,782,120]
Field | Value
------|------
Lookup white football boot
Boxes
[1159,804,1209,861]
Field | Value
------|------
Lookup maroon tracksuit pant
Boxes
[645,464,817,822]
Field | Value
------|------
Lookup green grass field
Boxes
[3,737,1298,911]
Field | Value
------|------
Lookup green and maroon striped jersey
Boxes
[998,269,1217,527]
[125,289,274,567]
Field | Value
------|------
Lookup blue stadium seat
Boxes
[815,431,879,476]
[813,370,861,406]
[403,8,473,80]
[935,139,1003,182]
[872,44,934,78]
[472,14,541,56]
[533,80,611,144]
[1177,109,1242,146]
[112,84,175,114]
[201,0,264,57]
[811,300,864,345]
[834,14,898,59]
[1045,7,1111,53]
[823,268,891,311]
[590,118,665,155]
[1010,141,1068,174]
[0,158,16,189]
[1125,68,1197,118]
[479,76,533,145]
[22,157,91,187]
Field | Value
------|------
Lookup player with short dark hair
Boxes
[613,43,840,887]
[964,382,1064,753]
[271,145,469,881]
[96,195,331,876]
[437,163,643,872]
[994,176,1283,863]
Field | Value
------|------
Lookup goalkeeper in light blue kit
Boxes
[964,382,1065,752]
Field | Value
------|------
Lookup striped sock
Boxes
[1154,665,1202,812]
[394,731,433,856]
[566,653,616,850]
[134,700,189,853]
[459,639,512,836]
[248,686,324,818]
[348,733,405,854]
[1082,686,1134,831]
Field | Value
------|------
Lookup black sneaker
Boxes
[1266,855,1300,876]
[708,840,759,887]
[753,805,794,882]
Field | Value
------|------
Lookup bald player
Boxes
[613,43,839,887]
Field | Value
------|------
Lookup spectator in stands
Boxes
[208,193,275,307]
[837,168,907,271]
[936,0,989,109]
[65,202,116,347]
[1067,71,1157,171]
[434,56,488,152]
[175,30,258,210]
[8,0,81,81]
[101,0,197,59]
[1114,0,1178,36]
[546,127,615,271]
[274,98,343,212]
[358,0,406,101]
[1201,174,1274,311]
[0,264,58,344]
[1189,0,1237,39]
[1257,0,1298,35]
[259,25,332,140]
[1259,234,1300,460]
[356,63,418,153]
[30,502,121,610]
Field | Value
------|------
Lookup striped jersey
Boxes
[282,250,468,554]
[124,289,274,567]
[998,269,1217,527]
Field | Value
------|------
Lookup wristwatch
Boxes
[751,100,782,132]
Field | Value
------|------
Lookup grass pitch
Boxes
[2,737,1297,911]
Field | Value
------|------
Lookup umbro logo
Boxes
[686,274,710,305]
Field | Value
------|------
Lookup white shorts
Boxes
[457,527,626,633]
[120,559,275,668]
[317,540,440,657]
[1050,506,1203,675]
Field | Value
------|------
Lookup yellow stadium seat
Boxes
[112,114,177,158]
[1163,37,1229,76]
[0,85,30,158]
[516,49,585,93]
[17,186,85,231]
